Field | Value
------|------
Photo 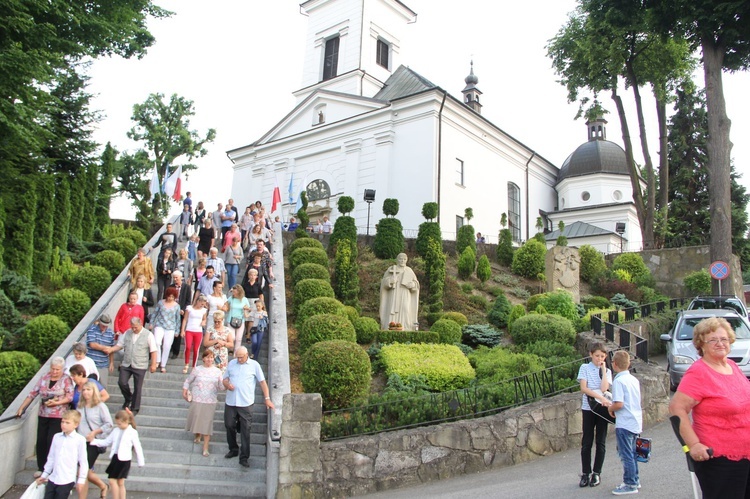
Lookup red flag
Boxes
[271,184,282,212]
[165,165,182,202]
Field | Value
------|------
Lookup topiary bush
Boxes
[535,290,578,323]
[71,264,111,302]
[476,254,491,282]
[380,343,475,392]
[511,239,546,278]
[579,245,607,283]
[422,202,438,220]
[337,195,355,215]
[295,191,310,238]
[93,250,127,279]
[382,198,399,217]
[497,228,514,267]
[332,238,359,308]
[372,218,404,259]
[456,225,476,257]
[612,253,652,287]
[430,318,462,344]
[416,222,442,258]
[298,314,355,354]
[462,324,503,348]
[21,314,70,361]
[48,289,91,328]
[291,262,330,286]
[442,311,468,327]
[487,292,512,328]
[510,314,576,346]
[0,351,41,408]
[353,316,380,344]
[122,228,147,249]
[581,295,611,311]
[424,237,446,314]
[297,297,347,323]
[301,340,371,410]
[469,346,545,384]
[105,237,137,261]
[289,237,324,254]
[294,279,335,313]
[457,246,476,280]
[290,247,329,271]
[684,269,712,295]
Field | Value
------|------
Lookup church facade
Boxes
[227,0,642,253]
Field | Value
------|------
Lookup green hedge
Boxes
[105,237,137,261]
[523,340,579,368]
[442,311,468,327]
[353,316,380,344]
[469,346,545,383]
[0,351,41,408]
[21,314,69,361]
[376,330,439,344]
[416,221,441,258]
[93,250,127,279]
[72,264,111,302]
[290,247,329,271]
[294,279,335,313]
[122,228,148,249]
[343,305,359,323]
[48,289,91,328]
[289,237,324,254]
[297,297,347,324]
[579,245,607,283]
[372,218,404,259]
[298,314,356,354]
[301,340,371,410]
[533,290,579,323]
[430,319,462,344]
[510,314,576,346]
[511,239,546,278]
[380,343,475,392]
[291,263,330,286]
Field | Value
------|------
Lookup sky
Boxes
[87,0,750,221]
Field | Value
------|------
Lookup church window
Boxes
[508,182,521,242]
[306,179,331,201]
[581,191,590,202]
[613,190,623,201]
[323,36,340,81]
[456,215,464,235]
[376,39,390,69]
[456,158,464,186]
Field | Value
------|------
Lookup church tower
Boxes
[462,61,482,114]
[294,0,416,102]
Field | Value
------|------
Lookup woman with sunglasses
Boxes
[203,311,234,372]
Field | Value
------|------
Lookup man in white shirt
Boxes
[36,409,88,498]
[110,317,157,415]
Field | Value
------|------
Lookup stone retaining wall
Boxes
[277,361,669,498]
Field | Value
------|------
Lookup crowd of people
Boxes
[16,194,277,498]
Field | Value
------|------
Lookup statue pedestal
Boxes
[545,246,581,303]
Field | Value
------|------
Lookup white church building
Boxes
[227,0,642,253]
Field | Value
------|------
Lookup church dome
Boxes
[557,117,629,184]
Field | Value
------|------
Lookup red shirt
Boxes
[678,358,750,460]
[114,303,145,335]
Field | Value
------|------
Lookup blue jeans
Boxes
[251,327,265,359]
[616,428,639,486]
[226,263,239,290]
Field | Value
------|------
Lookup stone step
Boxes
[24,449,265,470]
[104,398,268,422]
[137,423,267,442]
[137,436,267,455]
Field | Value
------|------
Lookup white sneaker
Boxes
[612,483,638,495]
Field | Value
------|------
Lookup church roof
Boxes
[544,221,615,240]
[373,65,438,101]
[557,140,629,184]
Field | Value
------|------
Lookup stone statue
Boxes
[379,253,420,330]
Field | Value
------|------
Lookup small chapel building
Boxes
[227,0,642,253]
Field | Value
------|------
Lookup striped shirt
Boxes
[577,361,612,411]
[86,323,115,368]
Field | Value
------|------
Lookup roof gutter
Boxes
[525,151,535,240]
[437,90,447,225]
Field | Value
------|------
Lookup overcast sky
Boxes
[87,0,750,222]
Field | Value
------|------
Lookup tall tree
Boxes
[96,143,120,229]
[650,0,750,291]
[4,177,38,278]
[117,93,216,222]
[68,176,85,242]
[32,174,55,283]
[52,175,72,251]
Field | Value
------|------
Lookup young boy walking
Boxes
[608,351,643,495]
[36,409,88,499]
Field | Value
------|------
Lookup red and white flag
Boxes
[271,176,282,212]
[164,165,182,202]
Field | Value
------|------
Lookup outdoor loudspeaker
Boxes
[363,189,376,202]
[615,222,626,234]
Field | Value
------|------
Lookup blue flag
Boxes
[288,173,295,204]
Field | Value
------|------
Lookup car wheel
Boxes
[667,362,677,392]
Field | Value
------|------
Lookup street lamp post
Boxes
[364,189,376,236]
[615,222,626,253]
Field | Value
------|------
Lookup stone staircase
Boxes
[15,337,270,498]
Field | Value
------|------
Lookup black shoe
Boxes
[589,473,600,487]
[121,402,130,410]
[239,460,250,468]
[130,409,139,416]
[224,451,239,459]
[579,474,590,487]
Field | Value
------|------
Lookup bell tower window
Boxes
[322,36,340,81]
[376,39,390,69]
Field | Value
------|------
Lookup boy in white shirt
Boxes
[36,409,88,498]
[608,351,643,495]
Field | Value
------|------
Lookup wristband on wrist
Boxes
[264,396,270,400]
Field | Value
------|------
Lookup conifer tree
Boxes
[32,174,56,283]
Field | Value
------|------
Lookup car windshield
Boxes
[689,298,746,315]
[677,316,750,340]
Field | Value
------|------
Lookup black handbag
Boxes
[229,317,242,329]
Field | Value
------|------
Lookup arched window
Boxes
[306,179,331,201]
[508,182,521,242]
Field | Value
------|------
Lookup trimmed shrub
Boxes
[507,304,526,332]
[424,238,446,313]
[105,237,137,261]
[511,239,546,278]
[476,254,491,282]
[0,290,25,334]
[21,314,70,361]
[612,293,638,309]
[462,324,503,348]
[0,351,41,408]
[93,250,127,279]
[535,290,578,323]
[343,306,360,323]
[332,238,359,308]
[416,221,442,258]
[510,314,576,346]
[594,277,643,303]
[442,311,468,327]
[297,297,347,323]
[372,218,404,259]
[0,270,46,311]
[382,198,399,216]
[376,330,440,345]
[497,228,514,267]
[581,295,611,311]
[380,343,476,392]
[430,318,462,344]
[457,246,476,279]
[421,202,438,220]
[49,289,91,328]
[301,340,371,410]
[456,224,476,256]
[122,228,147,249]
[353,316,380,344]
[72,264,111,302]
[292,263,330,286]
[487,292,512,328]
[469,346,545,383]
[523,340,579,367]
[328,214,357,256]
[337,196,355,214]
[579,245,607,283]
[298,314,356,354]
[290,247,329,271]
[684,269,712,295]
[613,269,633,282]
[612,253,652,286]
[295,191,310,238]
[289,237,324,254]
[294,279,335,313]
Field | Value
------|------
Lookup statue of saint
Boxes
[379,253,420,330]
